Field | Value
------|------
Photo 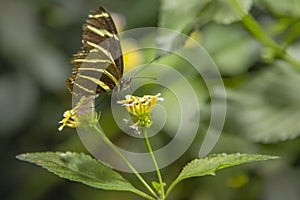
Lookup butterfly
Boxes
[58,7,124,131]
[66,7,124,97]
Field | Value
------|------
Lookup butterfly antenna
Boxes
[130,55,161,78]
[120,55,161,91]
[132,76,157,80]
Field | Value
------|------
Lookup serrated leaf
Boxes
[257,0,300,18]
[16,152,143,195]
[177,153,278,181]
[166,153,278,197]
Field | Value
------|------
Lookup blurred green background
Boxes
[1,0,300,199]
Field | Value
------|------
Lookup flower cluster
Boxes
[58,109,78,131]
[117,93,164,134]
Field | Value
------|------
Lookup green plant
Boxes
[17,93,277,199]
[16,0,300,199]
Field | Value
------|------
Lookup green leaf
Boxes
[152,181,166,193]
[201,23,261,75]
[257,0,300,18]
[158,0,253,51]
[224,63,300,143]
[16,152,143,195]
[177,153,277,179]
[166,153,278,197]
[210,0,253,25]
[159,0,253,33]
[159,0,211,33]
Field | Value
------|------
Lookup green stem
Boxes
[134,190,157,200]
[143,129,165,199]
[282,53,300,69]
[241,14,284,56]
[280,20,300,49]
[241,14,300,70]
[165,179,180,199]
[94,125,157,199]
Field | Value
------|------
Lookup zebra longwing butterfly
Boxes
[66,7,124,96]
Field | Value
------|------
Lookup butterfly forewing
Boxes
[67,7,123,96]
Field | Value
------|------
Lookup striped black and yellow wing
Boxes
[67,7,123,96]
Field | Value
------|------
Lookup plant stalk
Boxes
[143,128,165,199]
[241,14,300,70]
[94,125,157,199]
[165,179,180,199]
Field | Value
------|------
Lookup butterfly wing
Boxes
[67,7,123,96]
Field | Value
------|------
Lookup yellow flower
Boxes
[58,109,78,131]
[58,95,99,131]
[117,93,164,134]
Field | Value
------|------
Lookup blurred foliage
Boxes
[2,0,300,200]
